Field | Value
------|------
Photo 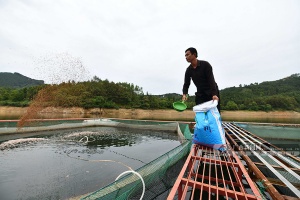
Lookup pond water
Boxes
[223,116,300,124]
[237,123,300,141]
[0,126,180,200]
[236,123,300,157]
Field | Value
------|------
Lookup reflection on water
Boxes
[0,126,180,200]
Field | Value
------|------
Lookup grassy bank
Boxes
[0,106,300,124]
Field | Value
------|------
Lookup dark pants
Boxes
[195,93,221,113]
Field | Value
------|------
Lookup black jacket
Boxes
[182,60,218,97]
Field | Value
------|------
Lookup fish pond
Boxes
[0,126,181,200]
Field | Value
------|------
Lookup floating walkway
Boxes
[167,122,300,200]
[224,122,300,199]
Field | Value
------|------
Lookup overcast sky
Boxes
[0,0,299,95]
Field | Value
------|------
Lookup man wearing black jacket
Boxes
[182,47,221,112]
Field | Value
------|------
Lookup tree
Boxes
[225,101,238,110]
[249,101,259,111]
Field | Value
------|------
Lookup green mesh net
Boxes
[81,122,192,200]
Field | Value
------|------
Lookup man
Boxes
[182,47,221,112]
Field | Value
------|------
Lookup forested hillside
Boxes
[0,72,44,88]
[220,73,300,111]
[0,76,185,109]
[0,73,299,111]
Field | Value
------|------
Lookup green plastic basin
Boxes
[173,101,187,112]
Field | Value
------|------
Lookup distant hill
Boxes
[0,72,44,88]
[220,73,300,111]
[153,74,300,111]
[0,72,299,111]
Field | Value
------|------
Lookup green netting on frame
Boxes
[179,123,193,141]
[111,119,179,133]
[81,123,192,200]
[111,119,174,125]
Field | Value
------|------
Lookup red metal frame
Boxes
[167,143,262,200]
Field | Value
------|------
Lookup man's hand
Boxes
[212,95,219,101]
[182,94,188,101]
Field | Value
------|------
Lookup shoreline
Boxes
[0,106,300,125]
